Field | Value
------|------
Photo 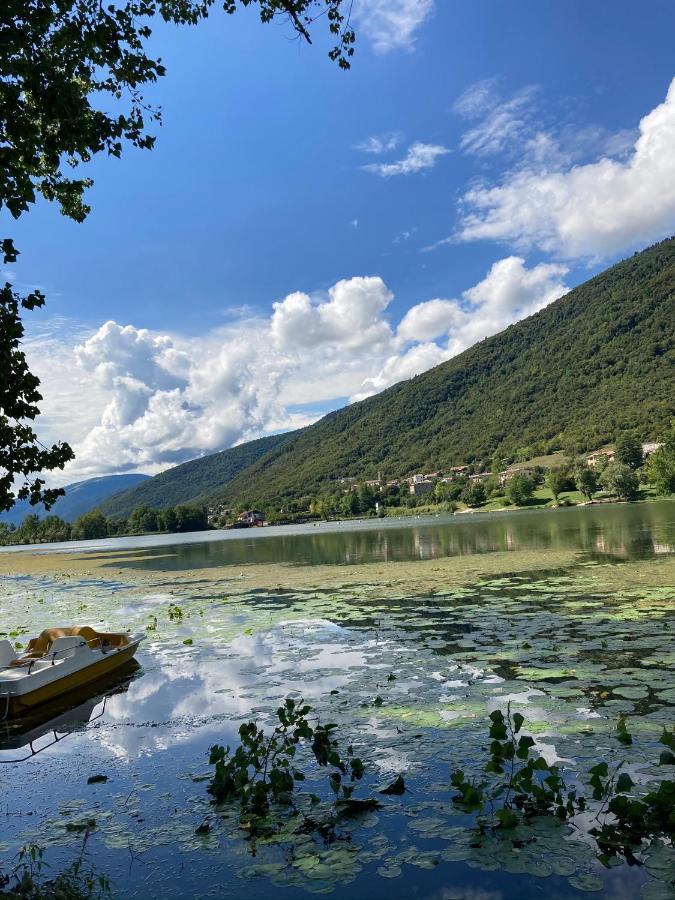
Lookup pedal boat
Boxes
[0,627,144,719]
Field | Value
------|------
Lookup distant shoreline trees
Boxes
[0,503,208,547]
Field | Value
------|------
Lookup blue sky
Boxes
[8,0,675,480]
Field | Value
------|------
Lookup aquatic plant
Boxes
[207,697,366,815]
[0,843,109,899]
[451,704,582,829]
[451,705,675,869]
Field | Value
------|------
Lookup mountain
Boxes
[200,237,675,507]
[99,433,290,519]
[0,474,150,526]
[101,238,675,515]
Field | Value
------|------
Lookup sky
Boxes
[6,0,675,482]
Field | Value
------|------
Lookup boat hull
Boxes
[4,643,140,718]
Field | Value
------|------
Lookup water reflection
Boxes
[95,502,675,571]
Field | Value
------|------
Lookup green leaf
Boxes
[615,773,634,793]
[496,808,519,829]
[512,712,525,733]
[379,775,405,795]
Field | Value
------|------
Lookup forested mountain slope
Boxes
[199,237,675,508]
[100,433,290,518]
[100,238,675,517]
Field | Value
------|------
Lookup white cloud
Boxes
[352,0,434,53]
[356,132,402,155]
[356,257,568,398]
[29,259,569,482]
[397,298,463,342]
[456,77,675,260]
[364,141,448,177]
[270,276,393,352]
[454,80,538,158]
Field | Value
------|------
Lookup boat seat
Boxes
[0,640,17,667]
[48,635,84,659]
[22,627,130,659]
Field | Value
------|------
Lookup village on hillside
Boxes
[214,438,666,529]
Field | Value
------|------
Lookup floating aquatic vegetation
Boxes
[1,558,674,898]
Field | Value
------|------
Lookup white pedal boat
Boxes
[0,627,144,719]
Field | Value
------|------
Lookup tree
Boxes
[0,0,356,512]
[161,507,179,532]
[574,463,598,501]
[599,462,639,501]
[341,491,359,517]
[1,244,75,511]
[506,474,535,506]
[356,483,376,514]
[72,509,109,540]
[460,480,486,508]
[646,427,675,495]
[128,505,159,533]
[546,469,568,503]
[174,504,208,532]
[433,481,451,502]
[614,434,643,470]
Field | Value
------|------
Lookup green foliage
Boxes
[460,480,486,507]
[451,705,578,828]
[614,433,644,469]
[451,706,675,872]
[100,435,288,518]
[506,474,535,506]
[599,461,640,500]
[0,843,109,899]
[659,728,675,766]
[207,697,365,815]
[574,462,598,500]
[546,467,572,501]
[0,243,74,513]
[170,239,675,511]
[71,509,108,541]
[646,425,675,495]
[1,0,355,224]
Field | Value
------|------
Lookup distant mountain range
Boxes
[81,237,675,519]
[1,474,150,526]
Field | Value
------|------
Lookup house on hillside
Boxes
[449,465,469,477]
[409,479,434,496]
[238,510,265,527]
[469,471,494,482]
[586,448,615,467]
[642,442,663,456]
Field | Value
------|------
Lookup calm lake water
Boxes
[4,500,675,568]
[1,502,674,899]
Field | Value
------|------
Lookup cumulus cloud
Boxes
[29,260,569,481]
[356,257,568,398]
[456,77,675,260]
[271,277,393,352]
[352,0,434,53]
[363,141,449,177]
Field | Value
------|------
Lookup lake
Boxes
[1,502,673,899]
[3,499,674,568]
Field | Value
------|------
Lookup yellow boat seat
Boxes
[18,627,130,662]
